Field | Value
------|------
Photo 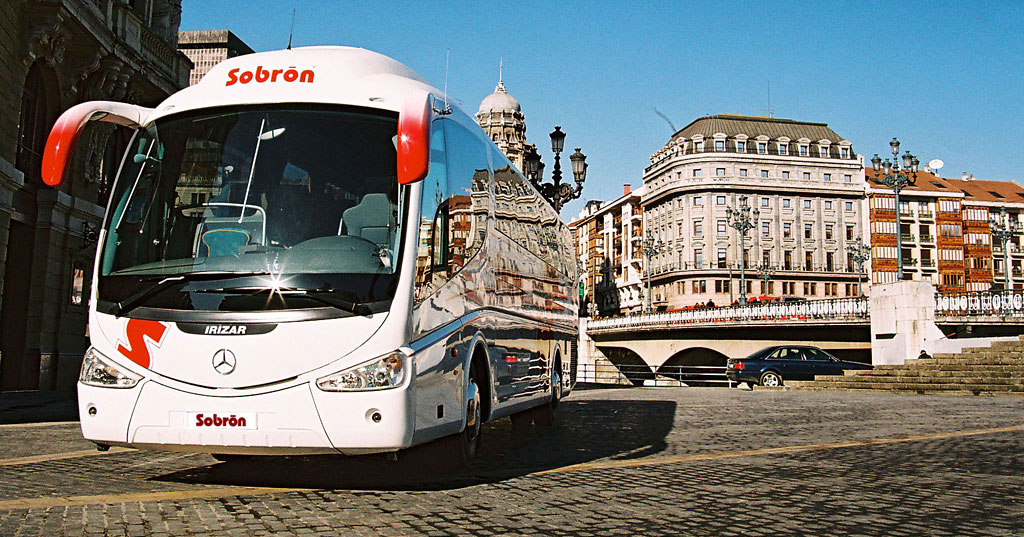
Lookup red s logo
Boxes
[117,319,168,369]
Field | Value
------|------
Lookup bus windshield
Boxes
[97,104,404,314]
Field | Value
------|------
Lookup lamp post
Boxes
[846,236,870,297]
[757,263,775,297]
[871,138,919,281]
[989,207,1020,291]
[523,126,587,213]
[642,232,663,314]
[726,195,759,303]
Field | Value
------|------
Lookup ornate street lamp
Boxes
[525,126,587,213]
[846,236,870,297]
[757,263,775,297]
[642,232,664,314]
[989,207,1020,291]
[871,138,919,281]
[727,195,759,303]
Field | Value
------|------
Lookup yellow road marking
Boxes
[534,424,1024,475]
[0,487,313,510]
[0,424,1022,510]
[0,447,134,467]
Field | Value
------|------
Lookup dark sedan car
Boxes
[726,345,872,387]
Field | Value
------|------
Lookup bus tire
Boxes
[434,360,484,469]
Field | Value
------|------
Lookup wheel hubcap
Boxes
[465,379,481,442]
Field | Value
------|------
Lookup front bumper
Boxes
[78,379,414,456]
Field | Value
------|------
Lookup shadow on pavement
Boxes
[0,390,78,424]
[151,397,676,491]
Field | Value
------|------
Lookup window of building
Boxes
[736,141,746,152]
[739,168,747,177]
[824,173,832,182]
[846,225,854,240]
[693,196,703,206]
[717,248,727,268]
[694,248,703,268]
[845,201,853,211]
[695,141,704,152]
[783,222,792,238]
[760,170,769,178]
[799,145,808,156]
[825,224,834,240]
[802,172,811,180]
[761,197,769,207]
[841,148,850,159]
[757,142,767,154]
[778,143,788,155]
[782,198,791,208]
[693,169,702,177]
[824,200,833,210]
[804,223,813,239]
[715,280,729,293]
[819,146,829,157]
[715,140,725,151]
[693,221,703,236]
[763,249,771,266]
[805,252,814,271]
[782,171,790,179]
[717,219,727,236]
[826,252,834,271]
[844,174,852,183]
[784,251,793,270]
[716,168,726,176]
[716,195,726,205]
[692,280,706,293]
[803,199,812,209]
[761,221,770,238]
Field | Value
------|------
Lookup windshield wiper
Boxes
[113,271,271,317]
[196,286,372,316]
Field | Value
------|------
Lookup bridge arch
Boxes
[656,347,730,386]
[595,346,653,386]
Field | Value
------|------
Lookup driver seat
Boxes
[341,193,393,246]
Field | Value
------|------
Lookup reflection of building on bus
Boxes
[41,46,577,466]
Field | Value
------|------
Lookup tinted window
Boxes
[804,348,833,361]
[769,348,801,360]
[413,120,448,304]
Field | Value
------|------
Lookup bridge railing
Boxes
[577,362,733,387]
[936,290,1024,318]
[588,297,869,331]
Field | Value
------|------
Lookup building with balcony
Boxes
[867,169,1024,292]
[178,29,254,86]
[570,185,646,316]
[0,0,191,392]
[641,115,867,310]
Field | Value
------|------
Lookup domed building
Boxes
[476,77,535,172]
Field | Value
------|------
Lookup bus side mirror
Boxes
[396,93,431,185]
[41,101,152,187]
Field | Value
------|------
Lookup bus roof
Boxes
[149,46,443,123]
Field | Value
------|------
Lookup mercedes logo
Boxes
[212,349,237,375]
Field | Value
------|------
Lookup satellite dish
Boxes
[929,159,944,171]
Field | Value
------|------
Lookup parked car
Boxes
[726,345,872,387]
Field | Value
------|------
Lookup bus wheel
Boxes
[530,365,561,426]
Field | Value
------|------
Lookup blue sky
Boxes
[182,1,1024,218]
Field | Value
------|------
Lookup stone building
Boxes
[0,0,190,391]
[178,29,253,86]
[642,115,867,309]
[475,77,536,172]
[570,185,646,316]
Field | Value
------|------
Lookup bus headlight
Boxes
[79,348,142,388]
[316,351,406,391]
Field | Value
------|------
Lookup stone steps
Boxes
[779,338,1024,396]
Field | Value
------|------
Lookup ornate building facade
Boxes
[475,78,536,172]
[642,115,867,309]
[0,0,191,391]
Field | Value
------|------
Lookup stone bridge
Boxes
[580,282,1024,375]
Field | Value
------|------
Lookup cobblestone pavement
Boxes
[1,387,1022,536]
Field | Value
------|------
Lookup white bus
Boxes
[41,46,578,466]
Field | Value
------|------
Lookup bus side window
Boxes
[414,120,448,304]
[441,121,490,272]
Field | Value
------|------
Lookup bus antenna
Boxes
[287,9,296,50]
[436,49,452,115]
